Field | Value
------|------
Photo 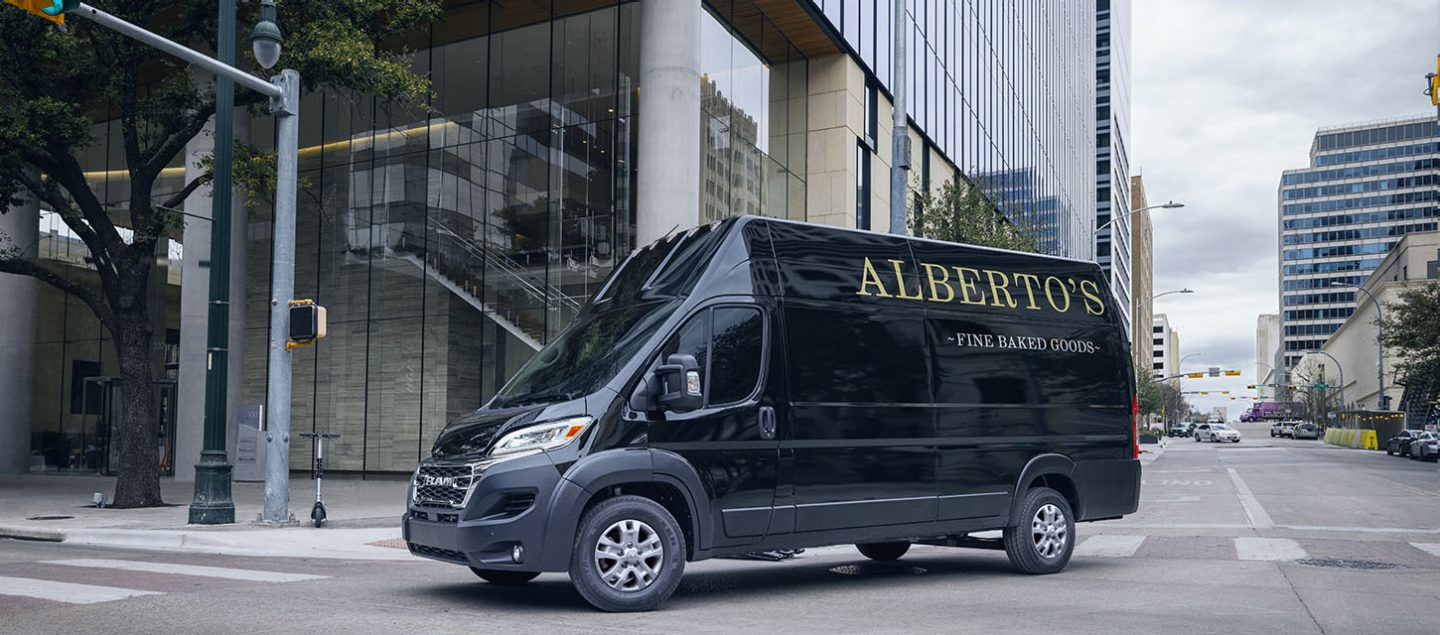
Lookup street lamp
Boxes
[1330,282,1387,410]
[1153,288,1195,301]
[251,1,282,70]
[1094,201,1185,236]
[1303,350,1346,418]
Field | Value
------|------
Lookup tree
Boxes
[0,0,439,507]
[1381,281,1440,387]
[909,177,1039,253]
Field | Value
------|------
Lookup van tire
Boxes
[1003,487,1075,575]
[569,495,686,612]
[856,541,910,561]
[470,568,540,585]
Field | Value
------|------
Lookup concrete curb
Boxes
[0,524,67,542]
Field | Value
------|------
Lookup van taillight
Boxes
[1132,395,1140,459]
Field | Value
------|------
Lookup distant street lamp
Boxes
[1095,201,1185,236]
[1153,288,1195,301]
[1303,350,1347,416]
[1330,282,1388,410]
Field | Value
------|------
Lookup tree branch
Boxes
[159,174,209,214]
[7,168,118,280]
[0,254,115,328]
[142,101,216,181]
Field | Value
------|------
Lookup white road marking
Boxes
[1104,522,1440,534]
[1226,468,1274,529]
[0,576,162,604]
[1139,496,1201,503]
[1411,543,1440,557]
[1234,537,1307,561]
[42,559,327,583]
[1073,535,1146,558]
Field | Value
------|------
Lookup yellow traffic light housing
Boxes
[3,0,66,25]
[1186,373,1204,379]
[1224,370,1241,376]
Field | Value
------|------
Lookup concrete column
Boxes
[0,185,39,473]
[635,0,702,245]
[173,118,216,482]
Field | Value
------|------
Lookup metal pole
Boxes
[188,0,237,525]
[73,4,282,100]
[888,0,909,235]
[261,70,300,525]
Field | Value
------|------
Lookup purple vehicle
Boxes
[1240,402,1290,422]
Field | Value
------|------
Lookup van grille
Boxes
[412,464,474,508]
[408,542,467,564]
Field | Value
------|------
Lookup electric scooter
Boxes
[299,432,341,528]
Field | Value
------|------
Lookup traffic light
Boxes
[1225,370,1241,376]
[1186,373,1204,379]
[3,0,74,25]
[1246,384,1256,389]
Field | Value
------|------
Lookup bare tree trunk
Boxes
[111,313,163,508]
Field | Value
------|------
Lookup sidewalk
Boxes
[0,474,416,561]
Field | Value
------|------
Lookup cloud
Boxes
[1132,0,1436,418]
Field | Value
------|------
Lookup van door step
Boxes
[920,535,1006,551]
[719,548,806,562]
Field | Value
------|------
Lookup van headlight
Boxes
[490,416,594,458]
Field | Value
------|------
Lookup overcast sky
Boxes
[1131,0,1438,419]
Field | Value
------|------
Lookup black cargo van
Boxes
[404,216,1141,612]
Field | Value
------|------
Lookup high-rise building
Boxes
[1152,313,1180,384]
[1255,313,1281,400]
[1129,174,1153,371]
[2,0,1101,477]
[1096,0,1132,339]
[1277,115,1440,372]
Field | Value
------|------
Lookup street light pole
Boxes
[1305,350,1346,417]
[1153,288,1195,301]
[188,0,237,527]
[1095,201,1184,236]
[1335,283,1387,410]
[888,0,909,235]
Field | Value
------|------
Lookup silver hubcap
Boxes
[594,519,663,592]
[1031,504,1068,559]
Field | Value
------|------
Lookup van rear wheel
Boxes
[470,568,540,585]
[569,495,686,612]
[1003,487,1075,575]
[856,541,910,561]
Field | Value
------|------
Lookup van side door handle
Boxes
[758,406,776,440]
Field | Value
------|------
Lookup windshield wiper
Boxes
[493,391,573,408]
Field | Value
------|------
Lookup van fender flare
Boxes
[1010,453,1079,525]
[539,448,712,570]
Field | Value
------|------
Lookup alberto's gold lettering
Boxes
[889,259,924,300]
[922,263,955,302]
[1012,273,1043,310]
[984,269,1018,308]
[856,257,892,297]
[953,267,988,305]
[1044,276,1072,312]
[1079,279,1106,315]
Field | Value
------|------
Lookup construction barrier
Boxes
[1324,428,1378,450]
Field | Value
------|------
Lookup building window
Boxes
[856,139,871,230]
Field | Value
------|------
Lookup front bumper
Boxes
[403,452,565,573]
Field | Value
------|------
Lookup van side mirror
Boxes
[654,354,703,413]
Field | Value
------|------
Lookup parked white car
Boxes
[1194,423,1241,443]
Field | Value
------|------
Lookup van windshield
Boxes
[493,304,671,407]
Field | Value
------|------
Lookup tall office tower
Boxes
[1095,0,1132,338]
[1278,115,1440,371]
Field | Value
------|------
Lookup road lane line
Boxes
[1073,535,1145,558]
[1226,468,1274,529]
[43,559,327,583]
[0,576,162,604]
[1234,537,1306,561]
[1411,543,1440,557]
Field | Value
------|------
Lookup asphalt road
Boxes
[3,421,1438,634]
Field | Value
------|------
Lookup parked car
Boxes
[1409,432,1439,462]
[1168,425,1192,438]
[1386,429,1426,457]
[1194,423,1241,443]
[1292,423,1321,440]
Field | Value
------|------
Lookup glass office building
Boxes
[14,0,1102,477]
[808,0,1098,258]
[1278,115,1440,370]
[1095,0,1132,334]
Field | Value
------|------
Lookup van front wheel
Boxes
[1003,487,1075,575]
[856,541,910,561]
[569,495,686,612]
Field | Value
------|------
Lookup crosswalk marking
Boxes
[1074,535,1146,558]
[1234,537,1307,561]
[1411,543,1440,557]
[42,559,327,583]
[0,575,162,605]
